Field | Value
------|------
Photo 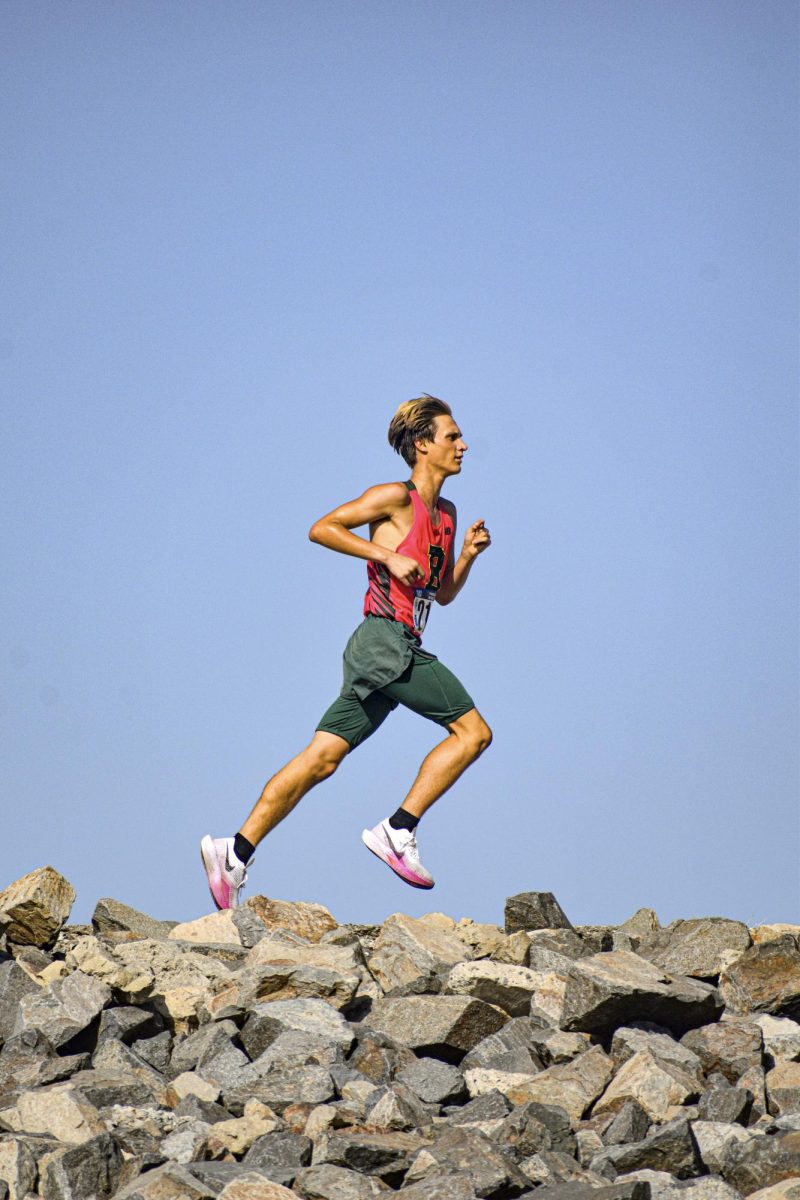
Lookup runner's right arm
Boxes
[309,484,424,587]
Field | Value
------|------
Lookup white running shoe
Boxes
[200,836,253,910]
[361,818,434,889]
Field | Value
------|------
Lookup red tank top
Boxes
[363,482,455,639]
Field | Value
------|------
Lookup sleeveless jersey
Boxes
[363,481,455,639]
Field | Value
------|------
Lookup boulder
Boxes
[364,995,507,1063]
[454,919,506,959]
[638,919,751,979]
[461,1018,546,1074]
[168,912,243,945]
[747,1184,800,1200]
[495,1100,577,1158]
[367,914,468,995]
[721,1131,800,1195]
[312,1130,427,1185]
[611,1025,703,1076]
[719,938,800,1019]
[0,868,75,950]
[756,1015,800,1065]
[91,897,176,939]
[505,892,574,934]
[590,1117,701,1180]
[12,970,111,1048]
[241,998,354,1060]
[594,1050,701,1122]
[690,1120,751,1174]
[530,950,721,1036]
[602,1100,651,1145]
[403,1126,531,1197]
[37,1131,123,1199]
[766,1061,800,1116]
[0,1136,38,1200]
[244,896,337,942]
[395,1058,466,1105]
[0,961,41,1042]
[217,1177,297,1200]
[293,1163,388,1197]
[467,1045,613,1125]
[3,1082,106,1144]
[681,1018,763,1082]
[445,960,548,1016]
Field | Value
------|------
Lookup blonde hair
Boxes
[388,395,452,467]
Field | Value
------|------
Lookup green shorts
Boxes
[316,615,475,749]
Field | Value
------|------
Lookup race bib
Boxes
[413,587,435,634]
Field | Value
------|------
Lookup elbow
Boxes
[308,521,324,544]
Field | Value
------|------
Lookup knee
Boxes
[308,745,344,782]
[474,720,493,756]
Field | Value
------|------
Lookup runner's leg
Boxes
[238,730,350,847]
[398,706,492,818]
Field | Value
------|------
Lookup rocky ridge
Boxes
[1,867,799,1200]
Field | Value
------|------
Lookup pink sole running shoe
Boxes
[361,818,434,889]
[200,835,252,910]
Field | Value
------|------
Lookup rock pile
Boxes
[1,867,799,1200]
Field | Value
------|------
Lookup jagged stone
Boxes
[0,1027,89,1092]
[576,927,636,954]
[454,918,506,959]
[164,1071,221,1106]
[751,926,800,947]
[366,1082,432,1132]
[398,1174,476,1199]
[618,909,661,940]
[530,950,721,1036]
[590,1117,701,1179]
[721,1130,800,1194]
[575,1127,605,1166]
[0,1136,37,1200]
[91,1039,168,1103]
[244,896,337,942]
[505,892,573,934]
[719,938,800,1019]
[205,1099,281,1157]
[395,1058,467,1105]
[529,1028,592,1065]
[534,1184,652,1200]
[64,936,153,994]
[0,962,41,1041]
[132,1030,173,1073]
[747,1184,800,1200]
[690,1120,751,1173]
[697,1085,753,1125]
[240,998,353,1062]
[529,945,587,976]
[737,1064,768,1122]
[461,1017,546,1074]
[594,1050,701,1122]
[617,1175,740,1200]
[294,1163,388,1197]
[681,1019,763,1082]
[638,920,752,979]
[0,867,75,949]
[404,1125,530,1196]
[612,1024,703,1076]
[243,1129,313,1183]
[174,1094,231,1125]
[348,1030,416,1085]
[218,1177,297,1200]
[492,931,533,966]
[210,959,360,1015]
[766,1061,800,1115]
[366,914,468,995]
[495,1100,576,1157]
[224,1064,335,1115]
[467,1045,613,1125]
[756,1015,800,1065]
[109,938,234,1030]
[161,1120,210,1165]
[528,928,591,960]
[37,1131,123,1199]
[91,898,177,940]
[12,968,111,1047]
[168,1019,243,1078]
[3,1082,106,1144]
[602,1099,651,1145]
[445,960,548,1017]
[313,1130,427,1185]
[247,1029,347,1077]
[96,1004,164,1046]
[168,912,243,944]
[114,1161,218,1198]
[365,995,507,1063]
[519,1148,607,1187]
[68,1065,163,1110]
[442,1090,512,1126]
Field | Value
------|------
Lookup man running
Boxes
[201,395,492,909]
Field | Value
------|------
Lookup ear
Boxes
[414,437,430,458]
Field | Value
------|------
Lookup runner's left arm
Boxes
[436,509,491,605]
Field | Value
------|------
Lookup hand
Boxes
[387,552,425,586]
[462,519,491,560]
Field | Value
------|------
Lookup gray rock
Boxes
[590,1118,701,1180]
[364,995,507,1063]
[348,1030,417,1085]
[68,1067,161,1110]
[366,1082,432,1132]
[243,1129,313,1183]
[404,1125,531,1197]
[698,1086,753,1125]
[398,1174,476,1199]
[445,960,549,1017]
[132,1030,173,1074]
[169,1019,243,1078]
[766,1061,800,1117]
[638,919,752,980]
[395,1058,467,1105]
[602,1100,651,1146]
[721,1130,800,1194]
[224,1064,335,1115]
[534,1184,651,1200]
[230,907,269,948]
[528,1029,592,1066]
[241,998,354,1060]
[37,1131,123,1199]
[13,970,112,1048]
[294,1163,389,1198]
[612,1024,703,1076]
[114,1161,217,1198]
[0,1028,88,1092]
[0,868,76,949]
[527,929,591,960]
[0,1135,38,1200]
[0,962,41,1041]
[756,1015,800,1065]
[531,950,721,1037]
[160,1121,210,1165]
[313,1130,427,1185]
[442,1090,512,1125]
[174,1094,232,1125]
[719,938,800,1020]
[681,1019,763,1083]
[248,1030,346,1076]
[496,1100,577,1158]
[462,1018,545,1074]
[367,914,468,996]
[91,898,177,940]
[690,1120,751,1175]
[505,893,574,935]
[96,1005,164,1046]
[519,1148,607,1188]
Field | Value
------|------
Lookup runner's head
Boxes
[388,395,453,467]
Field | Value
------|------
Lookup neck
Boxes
[410,463,445,509]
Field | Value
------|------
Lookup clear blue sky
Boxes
[3,1,797,931]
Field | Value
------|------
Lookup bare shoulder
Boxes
[366,481,412,506]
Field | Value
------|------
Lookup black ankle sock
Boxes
[388,808,419,833]
[233,833,255,864]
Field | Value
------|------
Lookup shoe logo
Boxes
[225,848,236,873]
